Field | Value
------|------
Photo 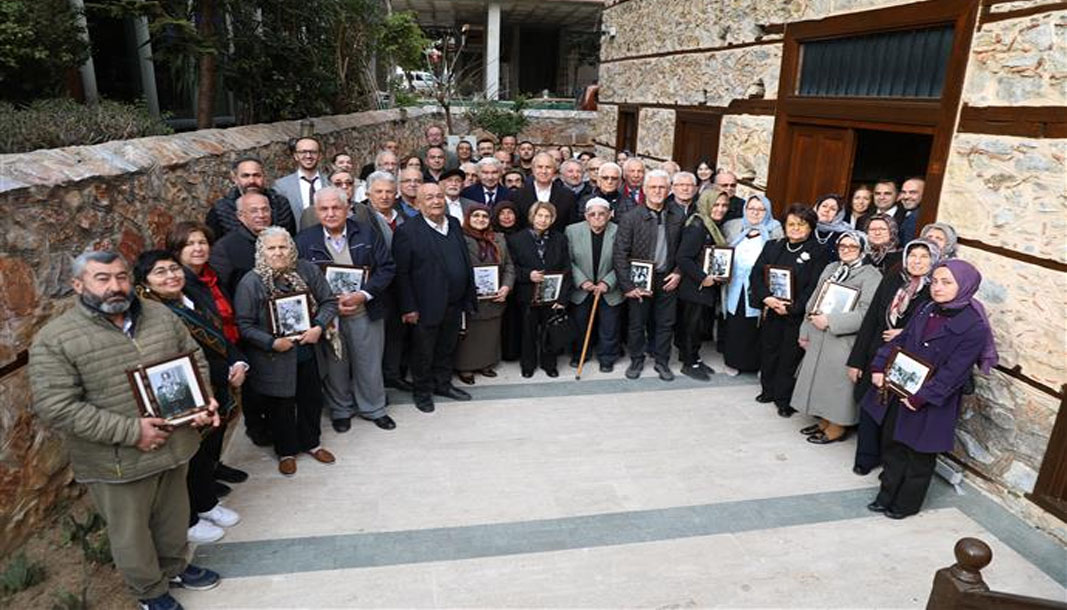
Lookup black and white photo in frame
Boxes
[535,273,564,304]
[324,264,367,295]
[473,264,501,299]
[629,259,654,292]
[127,352,209,425]
[269,292,312,338]
[812,280,861,315]
[703,246,734,280]
[766,265,794,304]
[884,347,935,399]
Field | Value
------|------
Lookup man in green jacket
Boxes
[29,251,222,610]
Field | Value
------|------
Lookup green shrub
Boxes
[0,98,173,153]
[63,512,113,566]
[0,0,90,103]
[0,552,46,595]
[464,96,529,140]
[52,589,89,610]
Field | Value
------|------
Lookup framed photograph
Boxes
[268,292,312,339]
[811,281,861,315]
[765,265,795,304]
[472,264,501,299]
[703,246,734,280]
[629,259,654,292]
[884,347,936,399]
[127,352,209,426]
[323,264,368,295]
[534,273,564,304]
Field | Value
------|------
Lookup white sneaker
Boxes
[187,520,225,543]
[723,365,740,377]
[198,504,241,528]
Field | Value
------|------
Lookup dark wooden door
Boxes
[782,124,856,208]
[1030,393,1067,522]
[673,111,722,171]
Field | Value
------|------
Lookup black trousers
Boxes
[521,304,560,373]
[627,281,677,366]
[383,308,411,384]
[241,386,270,438]
[759,313,803,407]
[570,297,621,365]
[875,401,936,515]
[677,300,709,366]
[854,407,883,471]
[186,427,224,525]
[263,357,323,457]
[409,303,462,398]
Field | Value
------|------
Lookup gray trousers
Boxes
[322,314,388,420]
[88,463,190,599]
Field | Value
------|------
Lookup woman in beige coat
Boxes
[792,230,882,444]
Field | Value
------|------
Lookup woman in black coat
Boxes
[493,201,524,362]
[748,203,829,417]
[847,238,941,474]
[676,190,729,380]
[507,202,572,377]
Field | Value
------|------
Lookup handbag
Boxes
[542,308,575,353]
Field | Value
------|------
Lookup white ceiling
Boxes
[389,0,604,29]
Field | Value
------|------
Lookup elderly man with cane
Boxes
[566,197,624,375]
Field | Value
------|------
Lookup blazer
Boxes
[564,221,623,306]
[460,184,511,207]
[294,218,396,321]
[507,228,572,306]
[391,215,477,325]
[512,182,579,232]
[747,237,828,319]
[577,189,635,217]
[612,202,686,294]
[208,224,258,297]
[275,170,330,224]
[864,303,990,453]
[206,186,296,237]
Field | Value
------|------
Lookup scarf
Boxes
[729,194,778,247]
[462,203,501,263]
[921,222,959,259]
[815,194,853,235]
[531,228,549,263]
[491,201,520,234]
[197,265,239,344]
[829,230,869,283]
[687,190,727,246]
[866,213,900,266]
[934,259,999,374]
[137,286,229,360]
[886,239,942,328]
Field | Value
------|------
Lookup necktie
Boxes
[486,189,495,207]
[302,176,317,207]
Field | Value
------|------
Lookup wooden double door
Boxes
[780,124,856,207]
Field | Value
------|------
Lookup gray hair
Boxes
[313,186,349,206]
[672,171,697,186]
[72,250,126,278]
[584,197,610,212]
[643,169,670,187]
[532,152,557,168]
[258,226,293,246]
[236,191,269,212]
[623,158,646,172]
[366,170,397,190]
[560,159,583,173]
[598,161,621,176]
[375,150,397,168]
[476,157,502,170]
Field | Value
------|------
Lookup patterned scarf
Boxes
[462,203,501,263]
[829,230,869,283]
[866,213,900,266]
[886,239,942,328]
[688,190,728,246]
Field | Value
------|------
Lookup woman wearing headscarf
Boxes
[455,204,516,384]
[134,250,246,544]
[675,190,729,380]
[720,194,783,375]
[812,194,852,260]
[492,200,523,361]
[234,227,338,476]
[865,213,903,272]
[792,231,883,443]
[920,222,959,259]
[864,259,997,518]
[749,203,829,417]
[847,239,941,474]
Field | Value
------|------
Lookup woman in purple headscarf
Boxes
[863,259,997,519]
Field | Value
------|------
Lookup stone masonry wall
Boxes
[0,106,595,557]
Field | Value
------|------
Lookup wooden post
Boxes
[926,537,991,609]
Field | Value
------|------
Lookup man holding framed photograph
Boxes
[30,251,222,610]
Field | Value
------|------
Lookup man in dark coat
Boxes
[206,155,296,237]
[713,169,745,222]
[391,183,477,413]
[613,169,685,381]
[512,152,578,232]
[578,161,635,218]
[460,158,508,207]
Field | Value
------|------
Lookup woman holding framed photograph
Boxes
[134,249,247,544]
[847,239,941,474]
[864,260,997,518]
[507,202,572,378]
[791,231,883,444]
[748,203,828,417]
[234,227,338,476]
[455,204,516,384]
[675,190,730,380]
[865,213,902,272]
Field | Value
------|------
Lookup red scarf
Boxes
[199,265,239,343]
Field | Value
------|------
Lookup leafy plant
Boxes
[464,96,530,140]
[64,512,112,566]
[0,552,46,595]
[0,0,91,103]
[52,589,89,610]
[0,98,172,153]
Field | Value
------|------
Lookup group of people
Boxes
[28,123,997,610]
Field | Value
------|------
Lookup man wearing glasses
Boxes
[713,169,745,221]
[565,198,624,372]
[396,167,423,218]
[578,162,635,218]
[275,137,331,225]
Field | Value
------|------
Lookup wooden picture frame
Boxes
[127,352,210,426]
[811,280,861,315]
[268,292,312,339]
[703,246,734,280]
[765,265,795,304]
[884,347,936,399]
[534,273,564,305]
[472,264,501,299]
[323,264,369,295]
[629,259,654,292]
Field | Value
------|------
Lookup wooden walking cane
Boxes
[575,291,601,380]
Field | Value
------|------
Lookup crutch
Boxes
[575,291,601,380]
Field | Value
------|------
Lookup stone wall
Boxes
[0,105,595,558]
[717,115,775,197]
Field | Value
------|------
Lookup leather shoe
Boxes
[800,424,822,436]
[278,457,297,476]
[777,405,798,418]
[755,393,774,404]
[213,482,231,498]
[246,429,273,447]
[414,397,435,413]
[599,362,614,373]
[214,463,248,484]
[853,465,873,476]
[457,373,475,385]
[371,415,396,430]
[544,368,559,378]
[331,417,352,433]
[386,378,414,392]
[307,448,336,464]
[866,501,888,513]
[569,357,580,368]
[806,430,848,444]
[625,360,644,380]
[885,509,915,520]
[696,362,715,375]
[434,386,471,401]
[680,364,709,381]
[521,370,534,378]
[480,368,497,378]
[654,363,674,381]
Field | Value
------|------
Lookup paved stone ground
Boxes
[175,352,1066,609]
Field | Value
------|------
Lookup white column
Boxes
[133,16,161,118]
[485,2,501,100]
[68,0,98,104]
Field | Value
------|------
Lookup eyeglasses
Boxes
[868,227,889,233]
[718,182,738,188]
[332,180,355,186]
[838,244,861,252]
[150,265,184,278]
[745,207,766,213]
[400,179,422,184]
[295,150,320,157]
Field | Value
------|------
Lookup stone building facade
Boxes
[595,0,1066,536]
[0,106,594,556]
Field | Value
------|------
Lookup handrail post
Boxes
[926,537,992,609]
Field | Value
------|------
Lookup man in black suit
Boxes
[512,152,578,232]
[713,169,745,222]
[460,158,507,207]
[391,183,477,413]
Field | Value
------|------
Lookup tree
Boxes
[421,25,477,134]
[0,0,90,103]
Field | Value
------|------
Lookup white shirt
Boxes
[446,198,465,225]
[535,183,553,203]
[424,214,449,236]
[299,172,323,210]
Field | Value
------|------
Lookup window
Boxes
[797,25,955,99]
[616,107,638,153]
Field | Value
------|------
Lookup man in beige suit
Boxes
[565,198,624,372]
